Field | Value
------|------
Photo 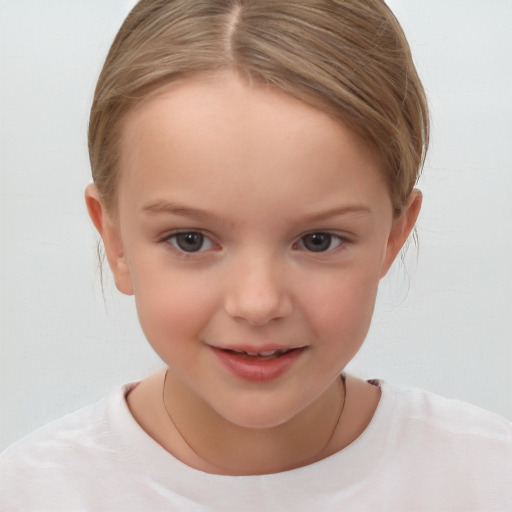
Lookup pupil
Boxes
[304,233,331,252]
[176,233,203,252]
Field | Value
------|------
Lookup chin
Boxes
[213,394,308,430]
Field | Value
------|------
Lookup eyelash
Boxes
[159,230,347,256]
[160,231,217,256]
[294,232,345,253]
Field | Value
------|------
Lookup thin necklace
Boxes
[162,369,347,472]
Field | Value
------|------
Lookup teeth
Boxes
[259,350,280,356]
[229,348,288,356]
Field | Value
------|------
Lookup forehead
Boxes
[117,71,390,217]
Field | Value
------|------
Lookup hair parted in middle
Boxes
[89,0,429,215]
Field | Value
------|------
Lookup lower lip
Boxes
[210,347,306,382]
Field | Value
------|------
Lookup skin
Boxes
[86,71,421,475]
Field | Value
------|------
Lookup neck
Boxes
[162,370,346,475]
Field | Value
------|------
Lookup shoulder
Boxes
[387,382,512,442]
[0,383,137,505]
[378,381,512,497]
[1,389,113,462]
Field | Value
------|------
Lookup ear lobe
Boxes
[380,189,422,278]
[84,184,134,295]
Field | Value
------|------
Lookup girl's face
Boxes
[89,71,419,429]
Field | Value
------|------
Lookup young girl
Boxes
[1,0,511,509]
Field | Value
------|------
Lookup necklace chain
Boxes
[162,369,347,473]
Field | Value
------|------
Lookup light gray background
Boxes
[1,0,511,450]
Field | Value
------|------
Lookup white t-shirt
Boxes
[1,379,511,511]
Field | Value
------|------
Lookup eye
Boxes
[167,231,214,253]
[297,232,343,253]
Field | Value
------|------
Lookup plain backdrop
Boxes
[1,0,511,451]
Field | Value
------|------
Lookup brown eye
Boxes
[299,233,341,252]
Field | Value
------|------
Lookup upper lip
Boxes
[208,344,306,356]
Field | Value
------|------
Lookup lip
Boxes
[213,343,297,354]
[208,345,307,382]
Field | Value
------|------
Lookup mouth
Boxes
[219,347,303,360]
[209,345,307,382]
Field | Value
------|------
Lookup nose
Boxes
[224,253,293,326]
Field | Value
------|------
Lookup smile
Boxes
[224,348,291,359]
[209,345,307,382]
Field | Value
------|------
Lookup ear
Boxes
[380,189,422,277]
[85,184,134,295]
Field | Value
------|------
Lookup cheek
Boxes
[130,265,219,355]
[299,263,381,345]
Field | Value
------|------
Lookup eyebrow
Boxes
[142,200,213,221]
[303,205,372,222]
[142,200,372,222]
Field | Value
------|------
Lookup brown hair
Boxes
[89,0,429,214]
